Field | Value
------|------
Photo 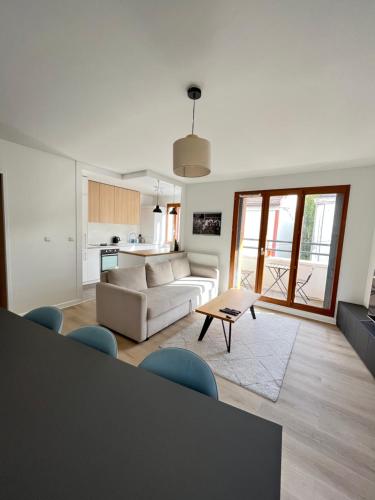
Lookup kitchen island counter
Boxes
[118,248,185,267]
[119,249,184,257]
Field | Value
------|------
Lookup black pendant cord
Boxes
[191,100,196,134]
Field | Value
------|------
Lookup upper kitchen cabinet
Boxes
[127,189,140,224]
[99,183,115,223]
[114,187,140,224]
[88,180,140,224]
[88,181,100,222]
[114,187,127,224]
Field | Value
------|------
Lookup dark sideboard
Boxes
[337,301,375,377]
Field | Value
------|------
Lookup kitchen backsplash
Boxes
[88,223,141,245]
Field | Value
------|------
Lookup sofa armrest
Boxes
[189,262,219,281]
[96,282,148,342]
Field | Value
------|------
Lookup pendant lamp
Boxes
[153,180,162,213]
[169,185,177,215]
[173,86,211,178]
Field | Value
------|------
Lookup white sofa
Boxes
[96,255,219,342]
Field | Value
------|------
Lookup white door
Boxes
[1,140,77,312]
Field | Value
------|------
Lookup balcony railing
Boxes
[241,238,331,259]
[238,238,330,302]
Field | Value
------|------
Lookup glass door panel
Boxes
[234,194,263,290]
[261,194,298,301]
[293,192,344,310]
[230,186,349,316]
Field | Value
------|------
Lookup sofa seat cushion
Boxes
[107,266,147,291]
[146,260,174,288]
[144,285,194,319]
[172,277,217,306]
[143,277,218,319]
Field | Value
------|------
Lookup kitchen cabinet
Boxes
[127,189,140,224]
[99,183,115,223]
[88,180,140,224]
[86,248,101,283]
[114,187,128,224]
[88,181,100,222]
[114,187,140,224]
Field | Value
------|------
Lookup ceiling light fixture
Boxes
[169,185,178,215]
[173,86,211,178]
[153,180,162,213]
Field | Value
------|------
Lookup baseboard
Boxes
[56,298,85,309]
[257,301,336,325]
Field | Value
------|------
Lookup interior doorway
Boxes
[0,174,7,308]
[229,185,350,317]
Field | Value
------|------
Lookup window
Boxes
[229,185,350,316]
[166,203,181,242]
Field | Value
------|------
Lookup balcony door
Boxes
[229,185,350,316]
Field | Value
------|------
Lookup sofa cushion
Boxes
[172,277,218,307]
[143,285,194,319]
[190,263,218,280]
[146,260,174,288]
[171,257,191,280]
[143,277,218,319]
[107,266,147,292]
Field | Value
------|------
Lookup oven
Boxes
[101,248,119,272]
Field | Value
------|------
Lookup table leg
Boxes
[221,320,232,353]
[250,305,256,319]
[263,267,280,295]
[198,315,214,341]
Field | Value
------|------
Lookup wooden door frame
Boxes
[0,174,8,308]
[229,185,350,317]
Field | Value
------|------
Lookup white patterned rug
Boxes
[161,311,300,402]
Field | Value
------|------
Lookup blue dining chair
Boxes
[139,348,218,399]
[67,326,118,358]
[24,306,63,334]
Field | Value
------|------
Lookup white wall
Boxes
[183,165,375,320]
[88,223,140,245]
[0,138,80,313]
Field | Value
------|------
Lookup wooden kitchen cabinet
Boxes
[114,187,127,224]
[128,190,140,224]
[88,181,140,224]
[99,183,115,223]
[88,181,100,222]
[114,187,140,224]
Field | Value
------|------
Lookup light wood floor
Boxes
[63,300,375,500]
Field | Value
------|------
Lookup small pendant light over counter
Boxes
[169,185,178,215]
[153,180,162,213]
[173,86,211,178]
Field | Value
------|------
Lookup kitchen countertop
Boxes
[119,249,184,257]
[87,244,167,250]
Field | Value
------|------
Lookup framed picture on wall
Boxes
[193,212,222,236]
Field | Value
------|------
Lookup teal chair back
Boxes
[24,306,63,333]
[139,348,218,399]
[67,326,118,358]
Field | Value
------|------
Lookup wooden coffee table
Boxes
[196,288,260,353]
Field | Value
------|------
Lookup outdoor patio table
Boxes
[264,264,290,298]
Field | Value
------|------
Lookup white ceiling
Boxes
[82,170,182,198]
[1,0,375,181]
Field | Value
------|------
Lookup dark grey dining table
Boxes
[0,308,282,500]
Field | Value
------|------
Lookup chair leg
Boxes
[296,284,308,304]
